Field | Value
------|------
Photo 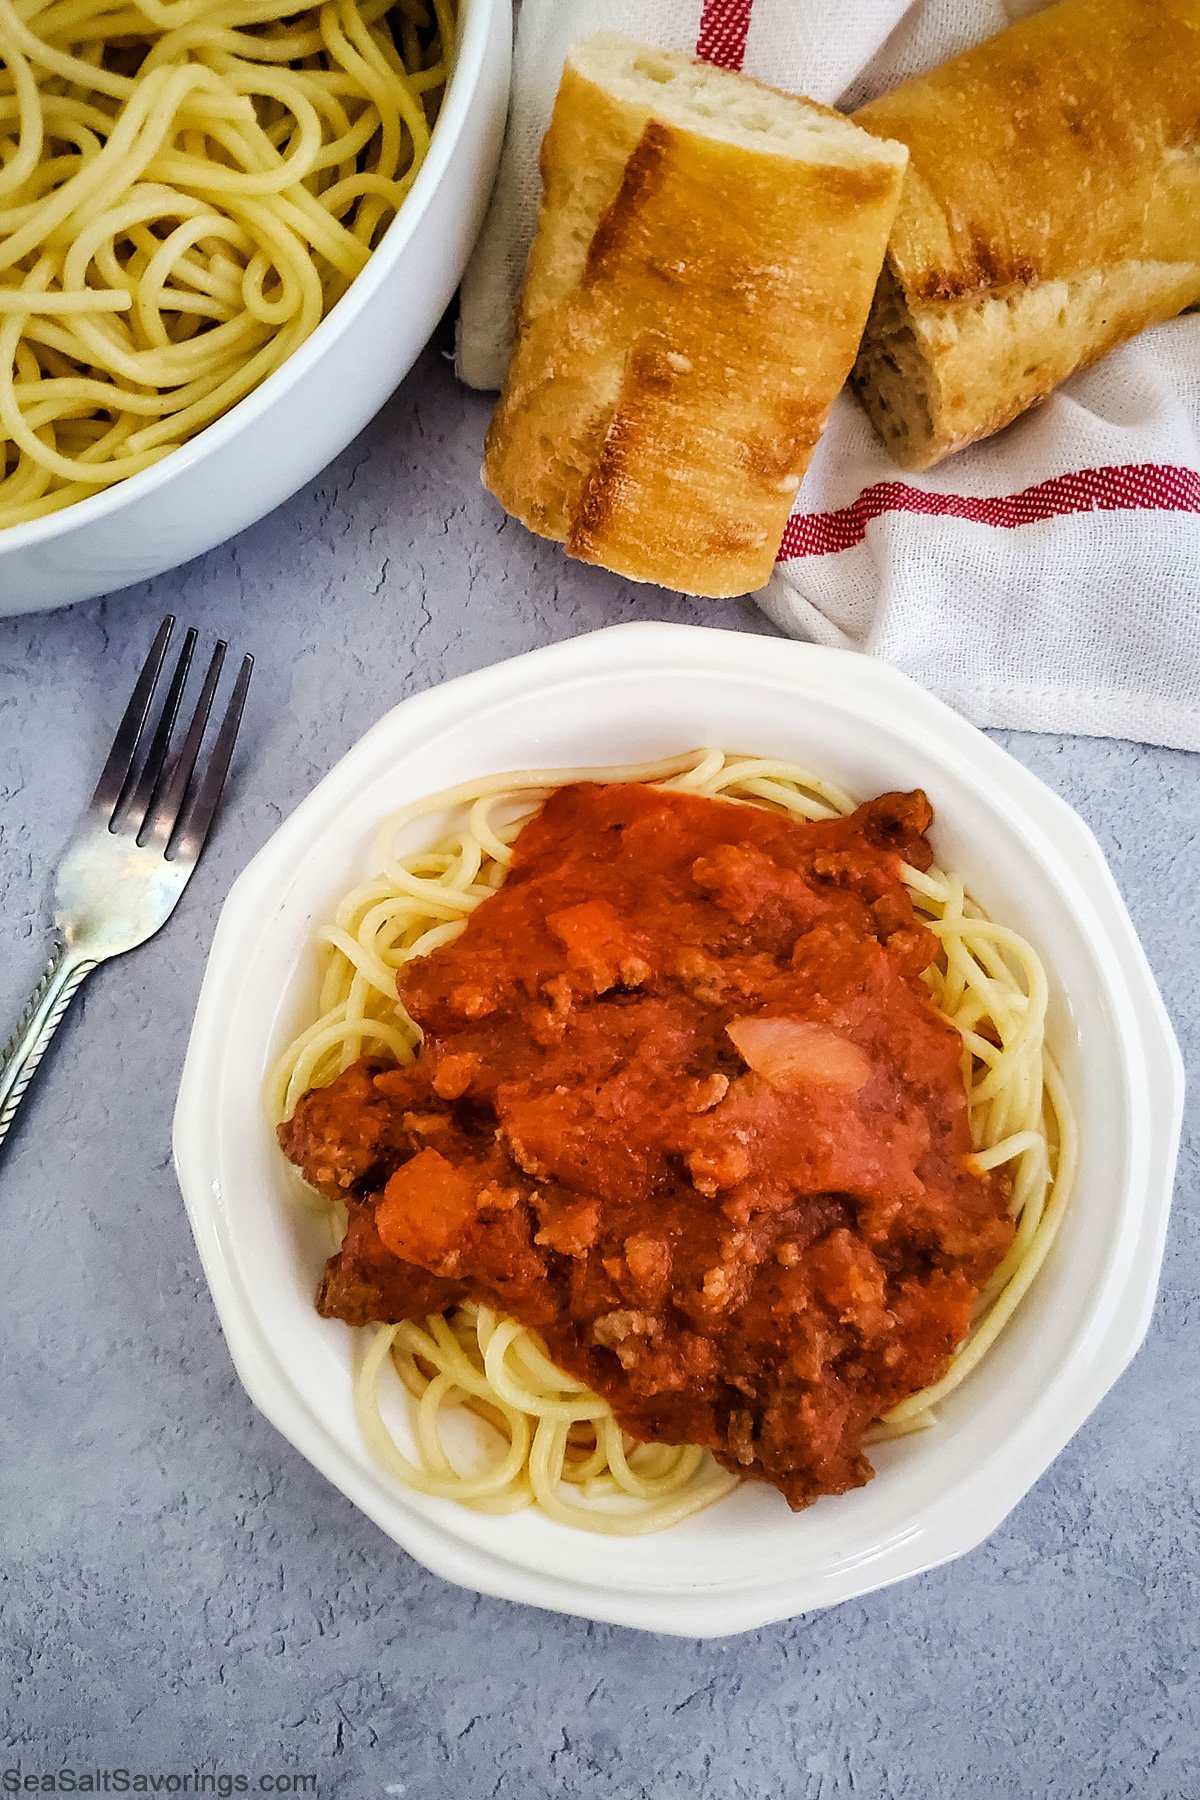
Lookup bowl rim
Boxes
[0,0,497,556]
[173,622,1185,1635]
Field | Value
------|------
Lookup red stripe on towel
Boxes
[777,463,1200,560]
[696,0,754,69]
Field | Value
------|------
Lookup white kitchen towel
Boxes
[456,0,1200,751]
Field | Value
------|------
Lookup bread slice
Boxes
[481,35,907,598]
[850,0,1200,470]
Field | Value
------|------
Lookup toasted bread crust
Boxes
[851,0,1200,469]
[482,38,906,597]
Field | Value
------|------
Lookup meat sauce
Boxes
[280,782,1013,1508]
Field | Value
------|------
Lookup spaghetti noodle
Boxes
[269,751,1076,1532]
[0,0,453,526]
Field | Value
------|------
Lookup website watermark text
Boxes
[3,1774,317,1796]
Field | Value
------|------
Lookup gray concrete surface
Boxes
[1,344,1197,1799]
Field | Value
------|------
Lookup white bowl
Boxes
[173,622,1183,1637]
[0,0,510,618]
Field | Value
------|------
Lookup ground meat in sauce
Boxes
[280,782,1014,1510]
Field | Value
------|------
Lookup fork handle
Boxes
[0,944,98,1157]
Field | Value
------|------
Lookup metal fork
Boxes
[0,617,253,1156]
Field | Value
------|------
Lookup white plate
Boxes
[173,622,1184,1636]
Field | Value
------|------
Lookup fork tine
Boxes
[170,654,254,864]
[141,640,225,849]
[89,616,173,820]
[117,626,197,835]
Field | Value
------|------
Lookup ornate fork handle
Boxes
[0,944,99,1154]
[0,620,250,1161]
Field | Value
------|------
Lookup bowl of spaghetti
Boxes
[0,0,509,614]
[173,623,1183,1636]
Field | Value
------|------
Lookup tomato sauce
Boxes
[281,782,1013,1507]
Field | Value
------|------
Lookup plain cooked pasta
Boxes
[0,0,453,527]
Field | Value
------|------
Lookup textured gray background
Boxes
[1,345,1197,1798]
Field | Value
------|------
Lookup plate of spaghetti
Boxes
[0,0,509,611]
[174,623,1183,1635]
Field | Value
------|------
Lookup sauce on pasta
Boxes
[282,780,1022,1509]
[269,750,1074,1533]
